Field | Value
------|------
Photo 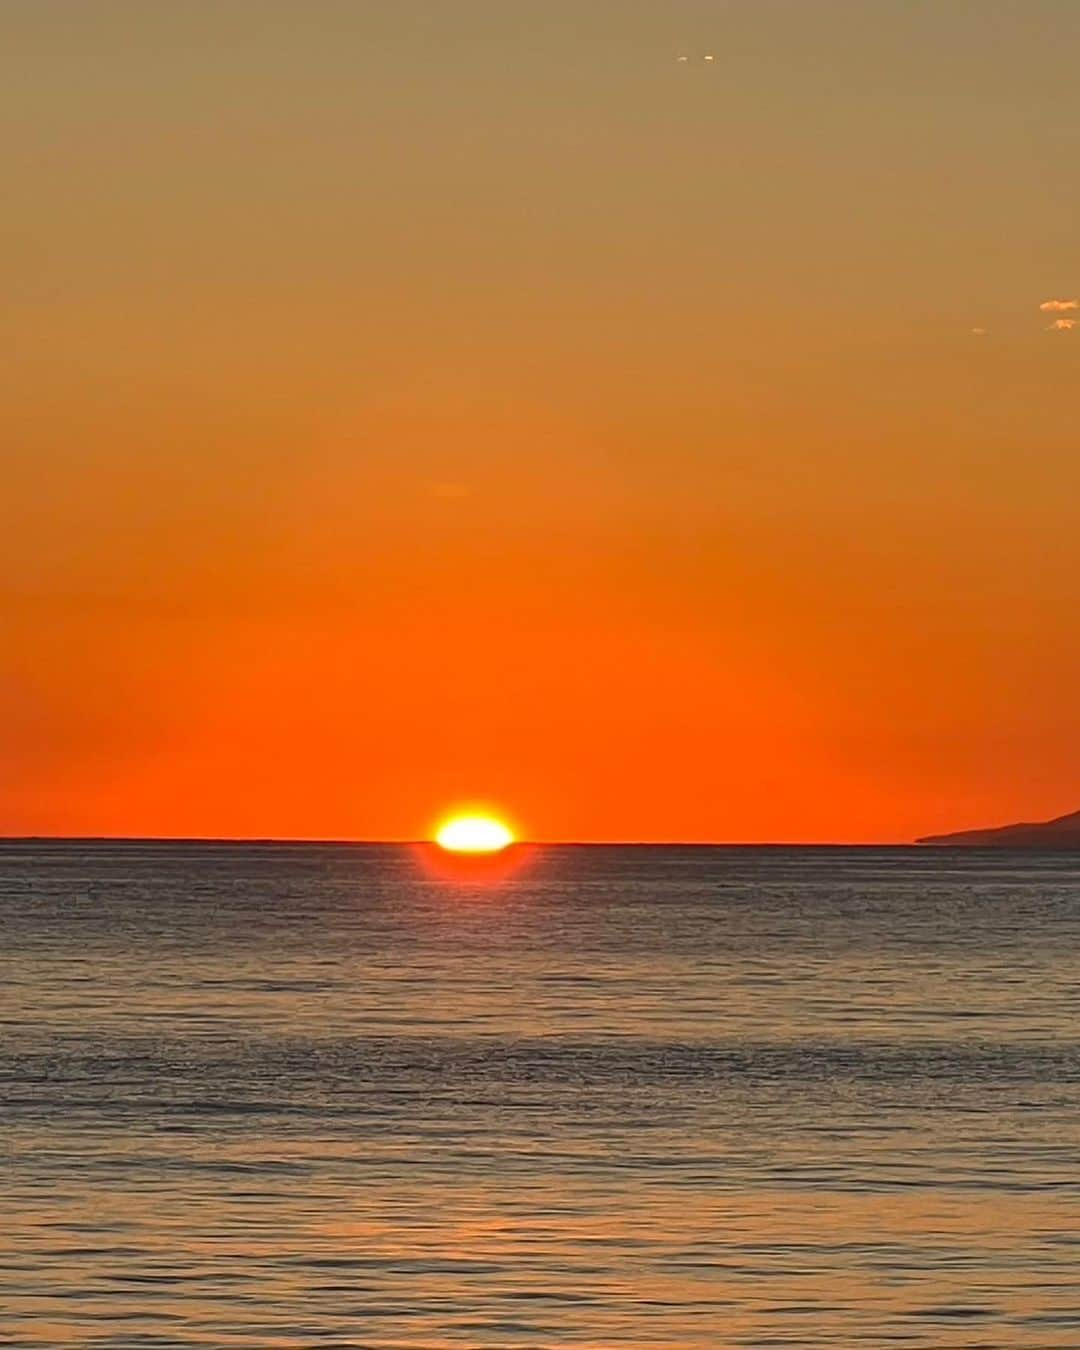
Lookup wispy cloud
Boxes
[1047,318,1076,331]
[1039,298,1079,312]
[424,480,472,499]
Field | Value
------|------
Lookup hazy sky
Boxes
[3,0,1078,841]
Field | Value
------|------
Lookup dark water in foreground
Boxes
[2,842,1079,1348]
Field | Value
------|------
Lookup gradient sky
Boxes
[3,0,1078,842]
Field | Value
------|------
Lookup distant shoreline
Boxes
[918,807,1080,848]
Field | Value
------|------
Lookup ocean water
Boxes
[2,842,1079,1348]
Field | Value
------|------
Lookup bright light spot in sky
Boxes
[435,814,515,854]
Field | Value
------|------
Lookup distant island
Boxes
[918,808,1080,848]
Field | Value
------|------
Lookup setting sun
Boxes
[435,814,515,854]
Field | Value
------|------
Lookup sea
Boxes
[2,841,1078,1348]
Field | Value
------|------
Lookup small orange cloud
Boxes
[424,480,472,499]
[1039,299,1078,312]
[1047,318,1076,331]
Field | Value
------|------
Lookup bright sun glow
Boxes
[435,814,515,853]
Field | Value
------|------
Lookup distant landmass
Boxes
[918,808,1080,848]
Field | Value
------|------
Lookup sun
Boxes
[435,813,515,854]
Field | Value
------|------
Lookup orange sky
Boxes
[3,1,1078,841]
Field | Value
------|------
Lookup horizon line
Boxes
[0,832,920,848]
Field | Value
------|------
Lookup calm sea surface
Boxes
[2,842,1078,1348]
